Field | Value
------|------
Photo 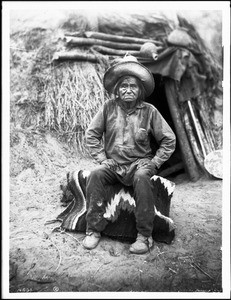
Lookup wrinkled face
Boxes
[118,76,140,102]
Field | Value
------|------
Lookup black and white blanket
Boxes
[57,170,176,244]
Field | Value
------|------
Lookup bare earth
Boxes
[7,130,223,296]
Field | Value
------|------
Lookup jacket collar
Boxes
[115,98,145,111]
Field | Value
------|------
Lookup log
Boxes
[52,52,98,62]
[194,114,213,155]
[52,51,153,64]
[183,111,205,171]
[204,128,216,152]
[165,79,201,181]
[83,31,163,45]
[187,100,213,156]
[187,100,207,157]
[92,45,141,56]
[65,37,142,50]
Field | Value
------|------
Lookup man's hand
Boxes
[137,158,151,169]
[137,158,157,172]
[101,159,118,171]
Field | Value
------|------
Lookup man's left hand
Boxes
[137,158,157,171]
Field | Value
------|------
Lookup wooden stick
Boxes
[183,111,205,170]
[204,128,216,152]
[65,36,142,50]
[165,79,200,181]
[194,117,212,154]
[92,45,162,57]
[187,100,207,158]
[83,31,163,45]
[92,45,141,56]
[62,231,82,245]
[53,50,154,64]
[191,262,215,281]
[168,267,177,274]
[52,52,98,62]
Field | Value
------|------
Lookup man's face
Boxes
[118,76,140,102]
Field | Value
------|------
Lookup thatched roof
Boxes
[53,12,222,92]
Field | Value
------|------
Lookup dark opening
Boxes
[145,74,185,178]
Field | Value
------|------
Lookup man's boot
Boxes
[129,233,153,254]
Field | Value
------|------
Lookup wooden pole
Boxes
[165,79,201,181]
[52,52,98,62]
[92,45,141,56]
[187,100,207,157]
[183,110,206,171]
[83,31,163,45]
[52,50,154,64]
[65,37,142,50]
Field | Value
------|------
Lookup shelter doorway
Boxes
[145,74,184,178]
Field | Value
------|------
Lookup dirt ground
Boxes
[7,130,224,297]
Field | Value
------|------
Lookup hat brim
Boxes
[103,61,155,97]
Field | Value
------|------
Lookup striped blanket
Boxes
[57,170,176,244]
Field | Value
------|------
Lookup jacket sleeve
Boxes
[85,104,107,163]
[151,108,176,169]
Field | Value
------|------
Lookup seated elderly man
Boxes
[83,55,176,254]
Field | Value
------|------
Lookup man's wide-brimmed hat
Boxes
[103,55,155,97]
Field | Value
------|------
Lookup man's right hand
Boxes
[101,159,118,171]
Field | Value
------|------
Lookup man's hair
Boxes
[113,75,146,102]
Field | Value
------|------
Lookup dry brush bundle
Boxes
[10,27,59,129]
[44,59,110,154]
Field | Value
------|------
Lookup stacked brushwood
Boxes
[52,31,164,63]
[52,12,173,63]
